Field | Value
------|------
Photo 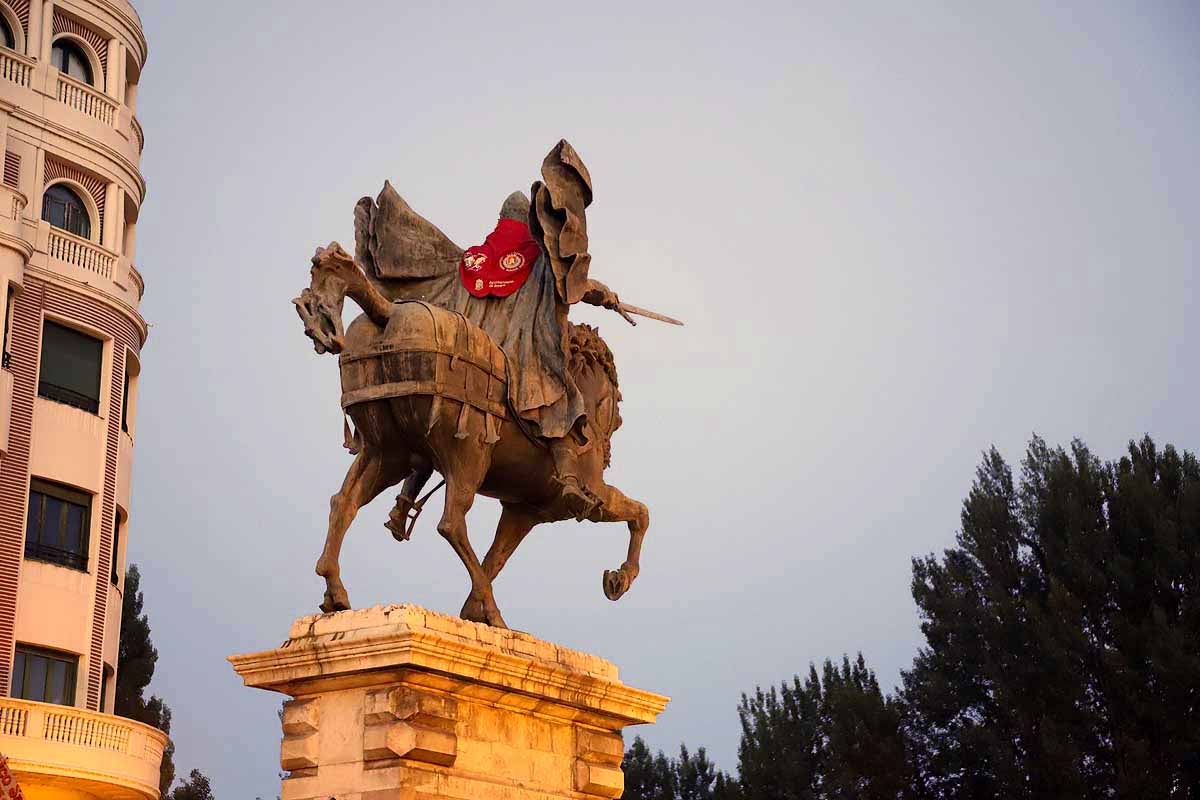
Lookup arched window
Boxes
[0,17,14,50]
[51,39,93,85]
[42,184,92,240]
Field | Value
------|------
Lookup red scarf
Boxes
[459,218,541,298]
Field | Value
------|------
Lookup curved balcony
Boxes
[57,74,119,128]
[47,228,116,281]
[0,697,167,800]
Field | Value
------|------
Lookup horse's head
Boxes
[294,243,356,354]
[568,324,622,467]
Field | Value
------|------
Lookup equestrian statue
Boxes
[294,140,680,628]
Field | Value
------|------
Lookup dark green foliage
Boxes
[622,737,735,800]
[735,656,909,800]
[168,770,214,800]
[115,564,176,797]
[819,656,910,799]
[115,564,157,717]
[902,436,1200,799]
[624,654,907,800]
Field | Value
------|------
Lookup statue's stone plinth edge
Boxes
[228,604,670,728]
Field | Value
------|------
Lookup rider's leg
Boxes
[550,430,599,521]
[387,456,434,541]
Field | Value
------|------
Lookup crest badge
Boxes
[463,252,487,272]
[499,252,526,272]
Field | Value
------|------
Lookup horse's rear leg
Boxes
[588,485,650,601]
[316,447,404,613]
[461,505,539,623]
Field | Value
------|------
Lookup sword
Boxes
[615,302,685,327]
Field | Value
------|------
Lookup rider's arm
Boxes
[580,279,620,310]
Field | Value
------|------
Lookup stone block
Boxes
[575,760,625,798]
[280,733,318,772]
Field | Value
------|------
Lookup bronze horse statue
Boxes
[294,243,648,628]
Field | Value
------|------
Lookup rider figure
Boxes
[467,190,623,519]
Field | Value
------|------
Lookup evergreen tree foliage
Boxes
[734,656,908,799]
[622,737,736,800]
[902,436,1200,799]
[115,564,176,796]
[168,770,214,800]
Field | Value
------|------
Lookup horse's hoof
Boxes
[485,607,509,630]
[603,568,631,601]
[460,597,487,623]
[385,516,411,543]
[320,590,351,614]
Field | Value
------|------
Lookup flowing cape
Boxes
[353,141,595,440]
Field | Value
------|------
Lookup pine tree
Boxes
[169,770,214,800]
[735,670,822,799]
[902,436,1200,799]
[733,657,908,800]
[115,565,176,797]
[622,737,735,800]
[676,744,719,800]
[819,655,910,799]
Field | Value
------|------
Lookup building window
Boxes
[25,479,91,572]
[0,17,13,51]
[12,646,77,706]
[2,284,13,370]
[110,512,121,585]
[51,39,93,86]
[38,321,102,414]
[121,369,130,433]
[99,664,113,712]
[41,183,92,240]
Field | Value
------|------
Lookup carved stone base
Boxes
[228,605,669,800]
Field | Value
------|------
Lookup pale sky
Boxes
[126,1,1197,796]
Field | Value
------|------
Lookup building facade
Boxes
[0,1,166,799]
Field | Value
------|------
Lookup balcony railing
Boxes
[25,541,88,572]
[0,49,33,89]
[47,228,115,280]
[56,74,117,127]
[0,697,168,800]
[44,708,129,751]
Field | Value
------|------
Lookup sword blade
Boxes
[618,302,685,326]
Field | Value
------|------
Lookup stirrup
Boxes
[554,475,601,522]
[386,480,447,542]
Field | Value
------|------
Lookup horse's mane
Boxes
[568,324,619,391]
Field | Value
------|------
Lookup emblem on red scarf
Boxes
[459,219,540,298]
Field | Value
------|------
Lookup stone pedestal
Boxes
[228,605,669,800]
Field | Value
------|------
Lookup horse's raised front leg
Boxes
[460,504,539,623]
[588,484,649,601]
[316,447,404,613]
